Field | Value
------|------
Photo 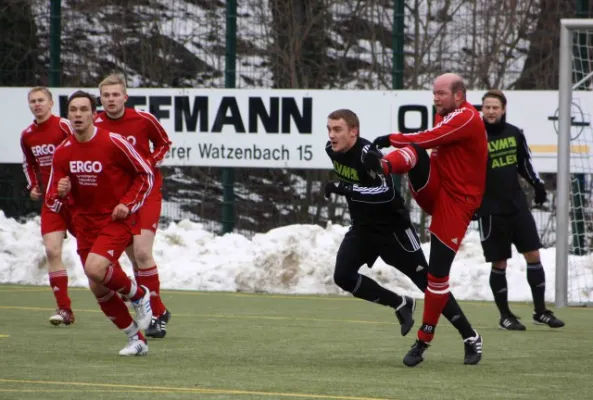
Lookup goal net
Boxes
[556,19,593,306]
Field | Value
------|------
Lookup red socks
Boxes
[101,262,145,301]
[418,273,450,343]
[49,270,71,310]
[135,266,167,317]
[382,145,418,175]
[96,290,135,329]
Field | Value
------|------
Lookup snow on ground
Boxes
[1,212,591,304]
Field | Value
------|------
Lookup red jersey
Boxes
[20,115,73,191]
[46,127,154,227]
[94,108,171,191]
[388,101,488,207]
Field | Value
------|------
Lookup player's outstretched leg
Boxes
[334,231,416,336]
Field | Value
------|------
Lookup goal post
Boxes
[556,19,593,307]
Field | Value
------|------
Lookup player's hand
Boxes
[372,135,392,149]
[57,177,71,198]
[112,204,130,220]
[361,145,384,173]
[534,182,547,206]
[29,186,41,201]
[324,181,352,199]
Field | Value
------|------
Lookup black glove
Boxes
[361,144,384,173]
[372,135,392,149]
[534,182,547,206]
[324,181,352,199]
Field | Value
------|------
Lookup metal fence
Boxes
[1,0,592,243]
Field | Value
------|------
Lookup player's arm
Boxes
[376,108,477,149]
[140,110,172,167]
[516,130,543,186]
[349,174,396,204]
[20,135,39,191]
[516,130,547,205]
[109,133,154,214]
[45,149,69,213]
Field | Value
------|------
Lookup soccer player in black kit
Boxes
[324,109,482,365]
[478,90,564,330]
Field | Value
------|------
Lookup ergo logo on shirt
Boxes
[31,144,56,157]
[69,160,103,173]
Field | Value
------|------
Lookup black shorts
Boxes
[336,225,428,280]
[478,211,542,262]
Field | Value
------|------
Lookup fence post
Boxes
[221,0,237,234]
[391,0,404,192]
[49,0,61,86]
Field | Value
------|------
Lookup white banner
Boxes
[2,87,592,172]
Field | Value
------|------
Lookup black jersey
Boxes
[325,137,410,228]
[477,120,543,216]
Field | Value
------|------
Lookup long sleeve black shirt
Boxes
[477,120,543,216]
[325,137,410,228]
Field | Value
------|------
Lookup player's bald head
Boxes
[435,73,466,97]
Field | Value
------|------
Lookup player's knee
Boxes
[44,242,62,262]
[523,250,540,264]
[134,246,154,266]
[84,258,108,282]
[492,260,507,270]
[333,268,357,292]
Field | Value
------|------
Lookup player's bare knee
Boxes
[84,257,109,282]
[134,246,154,267]
[44,243,62,263]
[523,250,540,264]
[492,260,507,270]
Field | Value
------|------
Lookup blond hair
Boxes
[99,73,127,94]
[28,86,53,101]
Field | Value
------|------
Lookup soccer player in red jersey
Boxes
[46,90,154,356]
[94,74,172,338]
[20,87,76,326]
[366,73,487,366]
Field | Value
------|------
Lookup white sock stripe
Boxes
[136,269,158,276]
[427,287,450,295]
[48,271,68,277]
[428,281,450,288]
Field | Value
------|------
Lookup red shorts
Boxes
[137,191,162,233]
[41,204,76,237]
[76,216,139,266]
[409,168,474,252]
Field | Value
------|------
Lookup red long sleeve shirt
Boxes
[20,115,73,191]
[386,101,488,207]
[46,127,154,227]
[94,108,172,192]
